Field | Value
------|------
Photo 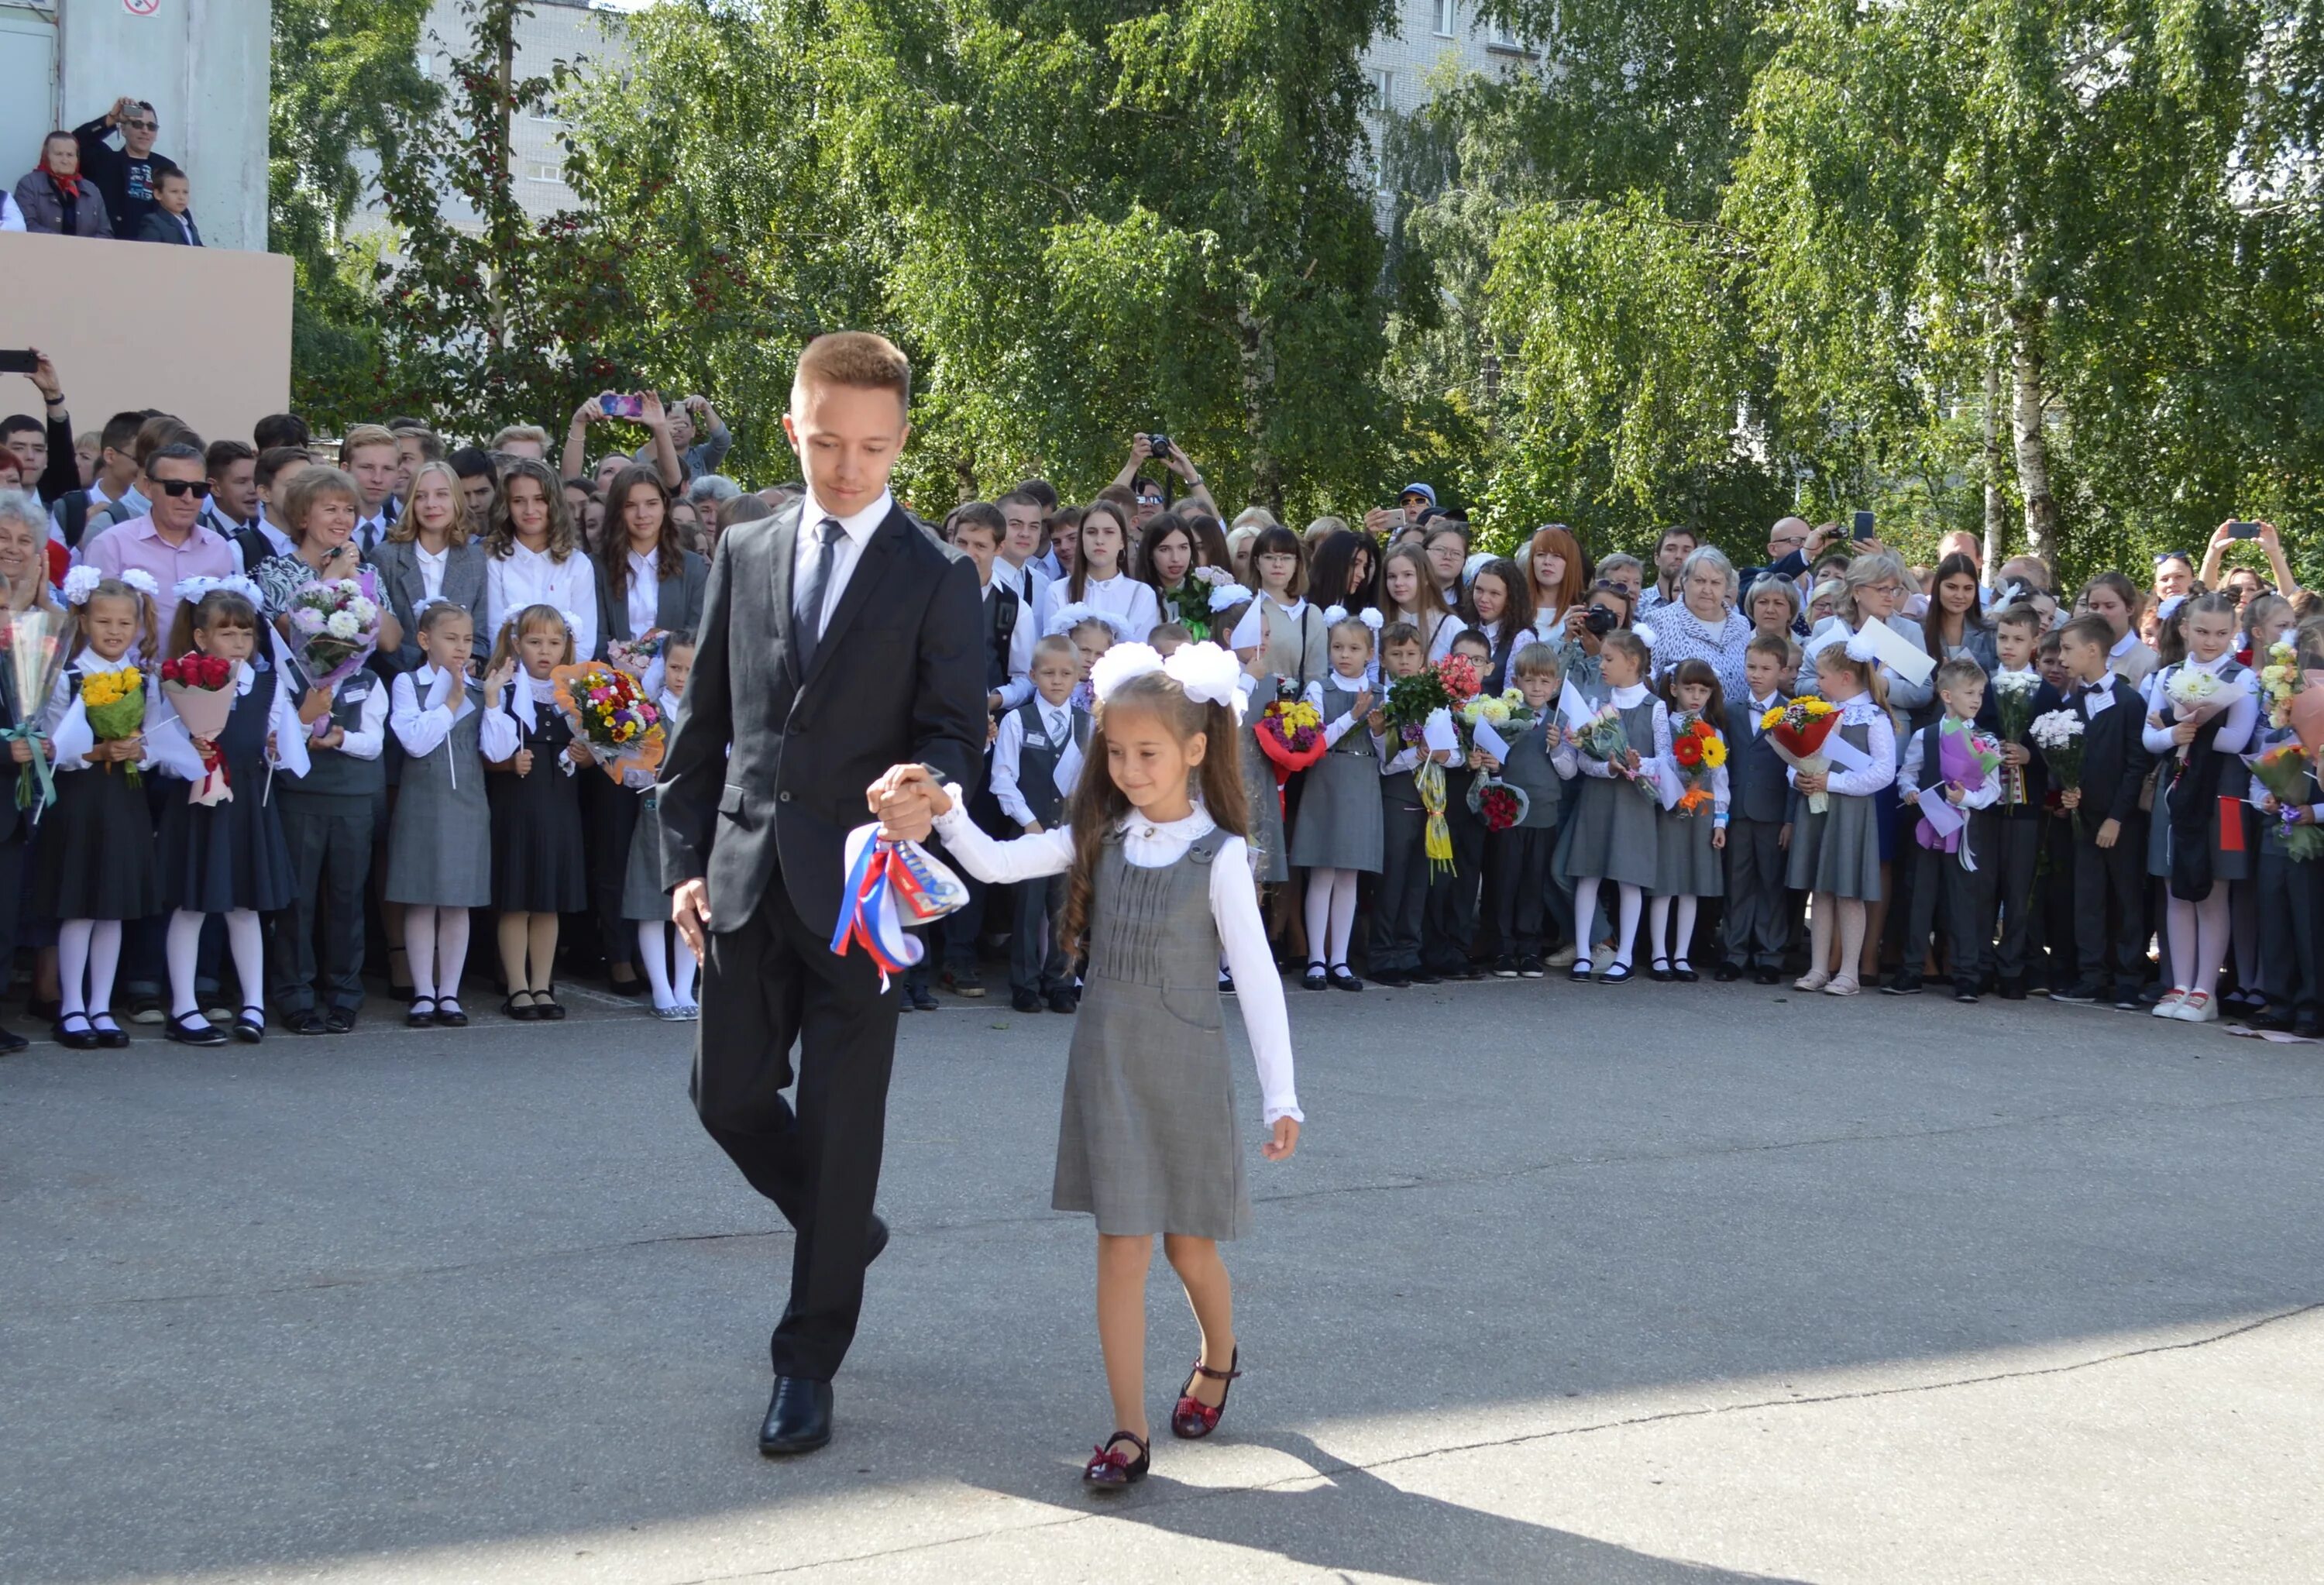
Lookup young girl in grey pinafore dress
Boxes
[1786,648,1898,994]
[385,634,506,1024]
[920,653,1302,1488]
[1559,634,1667,981]
[1646,659,1729,978]
[1287,621,1384,988]
[2141,636,2255,1017]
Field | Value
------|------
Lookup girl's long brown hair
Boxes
[1068,500,1133,603]
[167,588,259,662]
[1058,672,1249,955]
[485,458,579,563]
[598,463,685,600]
[1661,655,1729,731]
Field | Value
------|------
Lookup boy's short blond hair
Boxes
[1511,641,1563,681]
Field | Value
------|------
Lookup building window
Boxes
[1487,20,1527,51]
[1370,67,1394,114]
[1433,0,1456,36]
[522,160,566,185]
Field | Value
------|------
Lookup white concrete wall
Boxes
[55,0,268,250]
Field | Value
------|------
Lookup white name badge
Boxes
[2085,686,2113,717]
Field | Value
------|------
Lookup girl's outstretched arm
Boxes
[1211,837,1301,1132]
[926,781,1074,885]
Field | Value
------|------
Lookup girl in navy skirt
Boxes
[486,603,590,1020]
[148,581,311,1046]
[39,570,162,1047]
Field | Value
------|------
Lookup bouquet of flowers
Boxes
[80,665,146,786]
[2258,640,2300,731]
[284,579,382,737]
[1667,710,1726,816]
[2030,709,2087,829]
[1990,669,2042,805]
[1253,689,1329,803]
[159,651,240,806]
[2162,665,2233,762]
[1759,695,1842,813]
[0,606,67,813]
[2247,741,2324,861]
[1466,773,1529,833]
[604,631,669,679]
[1382,663,1463,875]
[551,661,665,783]
[1575,703,1655,801]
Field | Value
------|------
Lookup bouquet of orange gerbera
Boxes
[1668,711,1725,815]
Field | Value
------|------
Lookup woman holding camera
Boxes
[1554,581,1637,704]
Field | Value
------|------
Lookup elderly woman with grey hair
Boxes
[0,489,61,612]
[1648,545,1753,702]
[686,473,742,511]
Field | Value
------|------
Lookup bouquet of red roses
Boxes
[160,651,239,806]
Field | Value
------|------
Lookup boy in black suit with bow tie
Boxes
[2051,615,2154,1009]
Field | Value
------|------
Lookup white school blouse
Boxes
[931,793,1302,1126]
[2139,652,2257,758]
[990,701,1085,829]
[1037,569,1162,645]
[486,541,599,661]
[390,666,522,782]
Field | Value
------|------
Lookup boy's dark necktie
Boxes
[794,517,842,672]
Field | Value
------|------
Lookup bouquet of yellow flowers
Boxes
[79,665,146,786]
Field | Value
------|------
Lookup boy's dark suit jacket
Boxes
[658,498,986,939]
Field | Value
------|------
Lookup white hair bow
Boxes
[1208,584,1251,614]
[1844,627,1884,665]
[1091,640,1246,723]
[62,566,102,607]
[119,568,160,599]
[1632,621,1657,648]
[1807,622,1854,659]
[1322,604,1349,625]
[1089,641,1164,700]
[174,574,263,607]
[1359,607,1383,631]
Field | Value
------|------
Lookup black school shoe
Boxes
[1301,964,1328,991]
[1713,962,1743,982]
[1491,954,1520,978]
[1752,967,1783,985]
[1011,989,1043,1013]
[1884,975,1923,995]
[1327,966,1363,992]
[2050,982,2101,1004]
[1371,968,1412,988]
[1518,956,1545,978]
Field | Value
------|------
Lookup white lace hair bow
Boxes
[1091,640,1246,723]
[1044,601,1137,641]
[497,605,586,638]
[61,566,101,607]
[1208,584,1252,614]
[174,574,263,607]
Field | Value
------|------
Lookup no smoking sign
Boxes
[123,0,160,15]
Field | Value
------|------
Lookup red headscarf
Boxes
[38,150,81,198]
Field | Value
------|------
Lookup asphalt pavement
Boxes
[5,971,2320,1583]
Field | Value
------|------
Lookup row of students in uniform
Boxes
[36,573,698,1047]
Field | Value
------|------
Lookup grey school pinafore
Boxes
[622,786,669,920]
[1786,717,1883,899]
[1054,825,1252,1240]
[1559,695,1662,889]
[1287,677,1384,872]
[384,679,493,908]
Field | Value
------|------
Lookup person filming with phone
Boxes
[562,391,686,492]
[2196,520,2298,606]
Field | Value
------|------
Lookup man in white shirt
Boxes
[994,487,1053,614]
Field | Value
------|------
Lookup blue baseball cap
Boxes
[1398,482,1437,507]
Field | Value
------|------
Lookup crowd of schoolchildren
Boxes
[0,387,723,1050]
[2,363,2316,1051]
[925,482,2324,1042]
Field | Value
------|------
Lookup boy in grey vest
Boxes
[271,665,388,1032]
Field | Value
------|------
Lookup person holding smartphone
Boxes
[2197,519,2299,604]
[561,392,684,491]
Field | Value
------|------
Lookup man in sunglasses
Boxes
[81,442,235,635]
[73,96,171,241]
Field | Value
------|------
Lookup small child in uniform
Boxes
[1786,632,1897,996]
[1982,606,2059,998]
[40,570,162,1048]
[1646,656,1728,981]
[1559,629,1666,983]
[2033,627,2082,986]
[273,614,390,1035]
[1890,658,2002,1001]
[1478,642,1576,976]
[148,581,312,1045]
[1718,634,1793,983]
[1422,627,1497,978]
[2139,592,2255,1023]
[624,635,700,1019]
[387,602,516,1028]
[486,604,591,1020]
[2247,620,2324,1034]
[1290,607,1384,991]
[2051,615,2155,1009]
[882,641,1300,1489]
[992,633,1089,1014]
[1366,622,1443,988]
